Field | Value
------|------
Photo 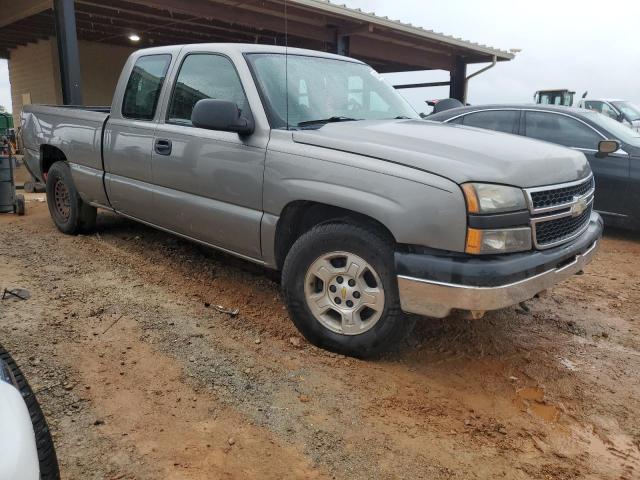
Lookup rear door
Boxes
[149,50,267,260]
[103,51,175,220]
[523,110,630,215]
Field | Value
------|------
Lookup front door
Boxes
[523,110,630,215]
[150,52,266,260]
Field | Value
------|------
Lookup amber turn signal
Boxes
[461,183,480,214]
[465,228,483,254]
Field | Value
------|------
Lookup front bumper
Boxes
[396,212,603,318]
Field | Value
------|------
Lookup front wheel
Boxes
[281,222,414,358]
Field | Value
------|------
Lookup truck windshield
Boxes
[611,101,640,122]
[246,53,418,129]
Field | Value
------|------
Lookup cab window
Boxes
[167,54,249,125]
[585,101,618,120]
[524,112,601,149]
[600,103,619,120]
[459,110,519,134]
[122,54,171,120]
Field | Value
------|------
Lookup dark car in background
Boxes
[429,105,640,229]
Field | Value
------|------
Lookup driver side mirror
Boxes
[191,99,254,135]
[597,139,620,158]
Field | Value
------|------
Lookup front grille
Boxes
[530,176,594,210]
[534,205,592,247]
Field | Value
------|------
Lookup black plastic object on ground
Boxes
[2,288,31,300]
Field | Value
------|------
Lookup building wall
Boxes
[8,39,60,127]
[78,41,136,106]
[8,39,135,125]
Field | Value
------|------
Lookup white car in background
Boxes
[577,98,640,133]
[0,346,59,480]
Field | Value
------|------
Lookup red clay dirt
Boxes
[1,193,639,479]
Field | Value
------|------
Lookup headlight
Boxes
[462,183,527,214]
[0,359,17,388]
[461,183,531,254]
[466,227,532,254]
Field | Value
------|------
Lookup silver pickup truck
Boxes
[20,44,602,357]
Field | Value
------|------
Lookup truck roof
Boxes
[129,43,363,63]
[428,103,601,120]
[581,98,625,102]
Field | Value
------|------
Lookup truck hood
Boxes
[292,119,591,187]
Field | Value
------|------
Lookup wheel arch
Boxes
[272,200,396,271]
[40,144,68,179]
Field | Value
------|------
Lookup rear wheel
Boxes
[282,222,414,358]
[0,345,60,480]
[46,161,96,234]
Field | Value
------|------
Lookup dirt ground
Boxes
[1,187,639,479]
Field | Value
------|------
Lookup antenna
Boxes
[284,0,289,129]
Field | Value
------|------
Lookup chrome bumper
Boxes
[397,240,599,318]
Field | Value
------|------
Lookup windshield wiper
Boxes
[296,116,360,128]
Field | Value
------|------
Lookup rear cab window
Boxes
[122,54,172,120]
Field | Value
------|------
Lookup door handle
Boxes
[154,138,172,156]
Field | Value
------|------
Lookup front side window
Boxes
[246,53,418,129]
[584,100,603,112]
[167,54,249,125]
[460,110,519,134]
[600,103,619,120]
[525,111,601,150]
[587,111,640,147]
[585,101,618,120]
[122,54,171,120]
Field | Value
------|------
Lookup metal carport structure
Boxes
[0,0,514,109]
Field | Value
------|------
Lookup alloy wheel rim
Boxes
[304,251,385,335]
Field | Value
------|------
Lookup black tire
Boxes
[46,161,96,234]
[14,194,25,216]
[0,345,60,480]
[281,222,415,358]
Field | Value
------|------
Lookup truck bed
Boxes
[20,104,110,183]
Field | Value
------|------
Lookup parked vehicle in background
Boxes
[429,104,640,229]
[534,89,575,106]
[577,98,640,133]
[20,44,602,357]
[0,344,60,480]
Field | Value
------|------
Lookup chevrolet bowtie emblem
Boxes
[570,197,588,218]
[341,287,347,301]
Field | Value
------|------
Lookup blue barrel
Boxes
[0,155,15,213]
